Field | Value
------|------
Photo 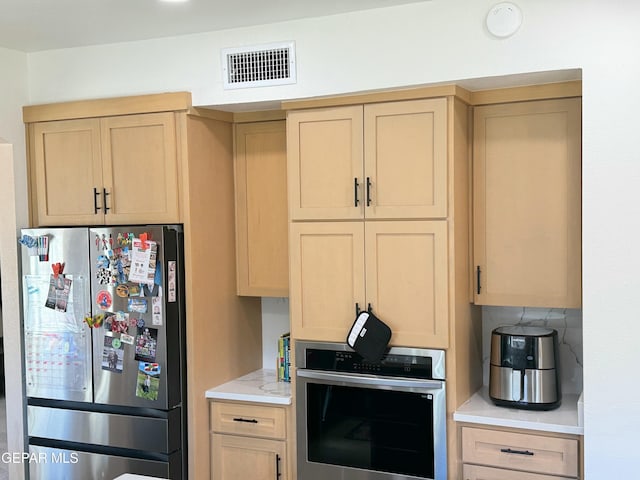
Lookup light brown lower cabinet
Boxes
[461,426,580,480]
[211,434,287,480]
[210,400,289,480]
[463,464,571,480]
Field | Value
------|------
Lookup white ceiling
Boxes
[1,0,431,53]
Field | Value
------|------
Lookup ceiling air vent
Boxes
[222,41,296,89]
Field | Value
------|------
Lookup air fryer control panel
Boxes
[499,335,539,369]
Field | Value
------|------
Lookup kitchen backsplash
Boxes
[482,306,583,394]
[261,297,290,369]
[260,300,584,395]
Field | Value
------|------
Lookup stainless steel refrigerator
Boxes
[20,225,187,480]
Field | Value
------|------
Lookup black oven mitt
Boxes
[346,311,392,362]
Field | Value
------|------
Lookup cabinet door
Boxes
[473,98,581,308]
[289,222,365,341]
[365,221,449,348]
[211,434,287,480]
[31,119,103,225]
[287,106,363,220]
[364,98,448,219]
[463,464,570,480]
[235,121,289,296]
[101,112,179,224]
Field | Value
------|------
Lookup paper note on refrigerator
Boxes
[44,275,72,312]
[128,239,157,285]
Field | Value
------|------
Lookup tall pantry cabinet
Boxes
[22,93,263,480]
[233,119,289,297]
[284,87,482,480]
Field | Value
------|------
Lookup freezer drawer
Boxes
[27,405,181,454]
[28,444,181,480]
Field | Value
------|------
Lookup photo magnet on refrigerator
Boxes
[106,312,129,334]
[152,296,163,326]
[168,261,177,303]
[115,284,130,298]
[102,335,124,373]
[96,290,112,311]
[128,298,147,313]
[135,327,158,362]
[136,362,161,401]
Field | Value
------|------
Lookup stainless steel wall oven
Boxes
[296,341,447,480]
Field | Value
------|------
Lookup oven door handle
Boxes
[297,369,444,390]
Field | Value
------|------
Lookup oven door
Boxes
[296,369,447,480]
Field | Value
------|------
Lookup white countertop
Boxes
[453,387,583,436]
[205,369,292,405]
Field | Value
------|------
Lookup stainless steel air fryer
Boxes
[489,326,561,410]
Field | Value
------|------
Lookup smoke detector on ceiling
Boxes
[486,2,522,38]
[222,41,296,89]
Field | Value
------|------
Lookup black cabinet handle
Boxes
[103,188,110,213]
[476,266,481,295]
[93,188,101,214]
[500,448,534,456]
[232,417,258,424]
[354,178,360,207]
[366,177,372,206]
[275,454,282,479]
[355,303,373,315]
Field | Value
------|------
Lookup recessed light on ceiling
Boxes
[159,0,189,3]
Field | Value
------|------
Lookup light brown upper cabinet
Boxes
[289,220,449,347]
[289,221,365,341]
[287,98,447,221]
[29,112,179,226]
[234,121,289,297]
[473,98,582,308]
[31,118,103,225]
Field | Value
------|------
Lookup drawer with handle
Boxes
[463,464,573,480]
[210,401,286,440]
[461,427,578,477]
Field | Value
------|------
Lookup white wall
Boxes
[0,141,27,480]
[0,46,29,480]
[0,47,28,228]
[16,0,640,477]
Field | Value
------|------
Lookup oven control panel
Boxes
[304,348,435,379]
